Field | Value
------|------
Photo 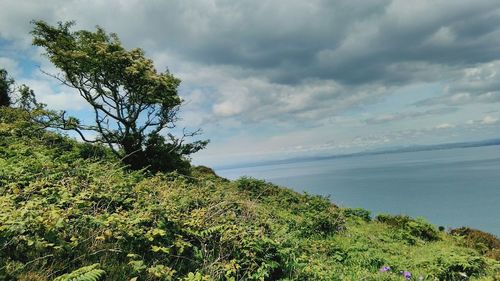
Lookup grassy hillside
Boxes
[0,107,499,280]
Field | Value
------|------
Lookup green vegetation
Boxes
[450,227,500,261]
[0,107,499,280]
[30,21,208,173]
[53,264,105,281]
[0,69,14,107]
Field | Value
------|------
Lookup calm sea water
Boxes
[217,145,500,236]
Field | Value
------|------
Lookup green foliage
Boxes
[142,132,206,175]
[75,142,113,160]
[235,177,345,237]
[343,208,372,222]
[182,272,212,281]
[0,111,498,280]
[450,227,500,260]
[235,176,273,198]
[17,84,42,111]
[30,20,207,174]
[376,214,440,243]
[54,264,105,281]
[0,68,14,107]
[294,194,345,237]
[431,254,487,280]
[191,166,227,182]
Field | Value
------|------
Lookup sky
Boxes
[1,0,500,167]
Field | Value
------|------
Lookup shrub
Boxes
[376,214,440,242]
[303,206,345,237]
[235,177,269,195]
[293,194,345,237]
[190,166,228,182]
[343,208,372,222]
[450,227,500,260]
[191,166,217,177]
[76,142,110,160]
[432,254,487,280]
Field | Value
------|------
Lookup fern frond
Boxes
[54,263,105,281]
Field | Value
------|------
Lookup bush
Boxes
[343,208,372,222]
[302,206,345,237]
[191,166,217,176]
[432,254,487,280]
[191,166,228,182]
[76,142,110,160]
[450,227,500,260]
[235,177,269,195]
[292,194,345,237]
[376,214,440,242]
[141,133,194,174]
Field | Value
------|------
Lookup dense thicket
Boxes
[0,107,498,280]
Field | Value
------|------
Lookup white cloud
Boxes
[17,78,88,111]
[213,100,245,117]
[425,26,456,46]
[436,123,455,129]
[0,57,20,75]
[365,108,458,124]
[417,60,500,106]
[480,115,498,125]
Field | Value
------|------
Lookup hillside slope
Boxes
[0,108,499,280]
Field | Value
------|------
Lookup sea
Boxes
[216,145,500,236]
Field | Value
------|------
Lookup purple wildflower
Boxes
[401,271,412,280]
[379,266,391,272]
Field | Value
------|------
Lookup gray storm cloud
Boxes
[2,0,500,125]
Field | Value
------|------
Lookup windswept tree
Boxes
[31,21,208,172]
[17,84,41,111]
[0,68,14,107]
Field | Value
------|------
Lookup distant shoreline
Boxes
[217,138,500,170]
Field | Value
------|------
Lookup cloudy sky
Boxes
[2,0,500,167]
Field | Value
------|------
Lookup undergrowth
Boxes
[0,107,499,280]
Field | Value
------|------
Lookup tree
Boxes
[31,21,208,172]
[0,68,14,107]
[18,84,41,111]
